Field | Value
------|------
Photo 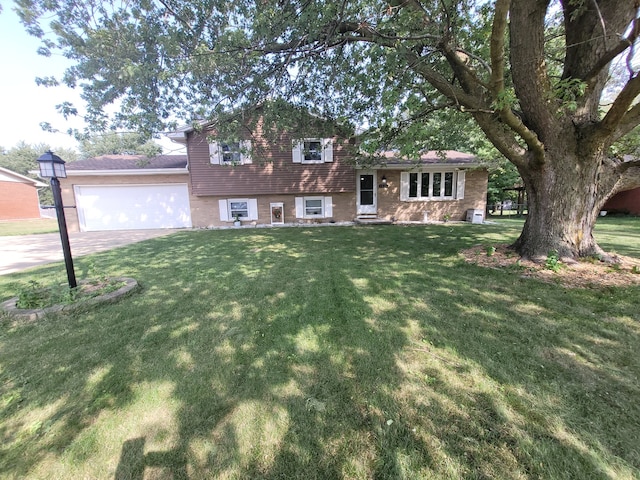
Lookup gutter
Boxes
[65,168,189,176]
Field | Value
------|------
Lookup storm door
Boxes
[357,171,377,215]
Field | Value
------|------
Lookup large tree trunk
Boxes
[512,149,611,262]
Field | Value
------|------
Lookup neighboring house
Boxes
[0,167,47,220]
[59,126,487,232]
[602,187,640,215]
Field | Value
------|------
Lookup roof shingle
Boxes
[65,155,188,171]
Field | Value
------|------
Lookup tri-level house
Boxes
[59,120,487,232]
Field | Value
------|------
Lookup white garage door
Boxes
[75,184,192,231]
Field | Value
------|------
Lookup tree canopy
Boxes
[78,132,162,159]
[0,142,78,205]
[0,142,77,177]
[15,0,640,259]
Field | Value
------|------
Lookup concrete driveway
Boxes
[0,229,180,275]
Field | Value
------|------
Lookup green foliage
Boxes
[14,0,637,150]
[16,280,76,309]
[492,88,518,111]
[552,77,587,112]
[487,160,522,207]
[0,142,78,206]
[15,278,125,309]
[78,133,162,159]
[544,250,563,273]
[610,125,640,158]
[0,142,77,177]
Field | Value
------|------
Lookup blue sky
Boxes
[0,5,182,154]
[0,6,85,151]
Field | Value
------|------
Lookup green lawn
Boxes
[1,222,639,479]
[488,214,640,257]
[0,218,59,236]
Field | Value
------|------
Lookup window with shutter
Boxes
[292,138,333,163]
[399,170,464,200]
[294,196,330,218]
[219,198,259,221]
[210,140,252,165]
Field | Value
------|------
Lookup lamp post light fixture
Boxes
[37,151,77,289]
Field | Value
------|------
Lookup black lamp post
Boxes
[37,151,77,289]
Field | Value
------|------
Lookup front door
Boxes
[357,171,377,215]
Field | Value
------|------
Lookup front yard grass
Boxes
[1,222,639,479]
[0,218,58,236]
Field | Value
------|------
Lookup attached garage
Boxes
[75,184,192,231]
[60,154,192,232]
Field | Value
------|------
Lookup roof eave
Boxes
[65,168,189,176]
[357,162,482,170]
[166,131,188,144]
[0,167,48,187]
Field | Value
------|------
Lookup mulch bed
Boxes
[461,244,640,289]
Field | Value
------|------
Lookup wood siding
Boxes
[187,130,356,196]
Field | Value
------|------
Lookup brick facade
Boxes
[0,181,42,220]
[376,169,488,222]
[190,192,356,228]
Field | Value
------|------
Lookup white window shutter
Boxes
[322,138,333,162]
[292,140,302,163]
[241,140,252,165]
[456,170,466,199]
[324,196,333,218]
[209,142,221,165]
[218,199,230,221]
[248,199,258,220]
[295,197,304,218]
[400,172,409,201]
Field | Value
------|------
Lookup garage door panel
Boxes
[76,184,192,231]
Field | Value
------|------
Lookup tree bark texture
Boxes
[513,150,608,260]
[496,0,640,260]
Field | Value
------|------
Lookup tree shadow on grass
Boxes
[0,226,638,478]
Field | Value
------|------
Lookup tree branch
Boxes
[613,159,640,192]
[613,102,640,142]
[401,49,484,110]
[600,73,640,134]
[473,112,528,168]
[490,0,510,97]
[491,0,545,164]
[583,15,640,83]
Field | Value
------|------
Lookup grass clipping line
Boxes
[461,244,640,289]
